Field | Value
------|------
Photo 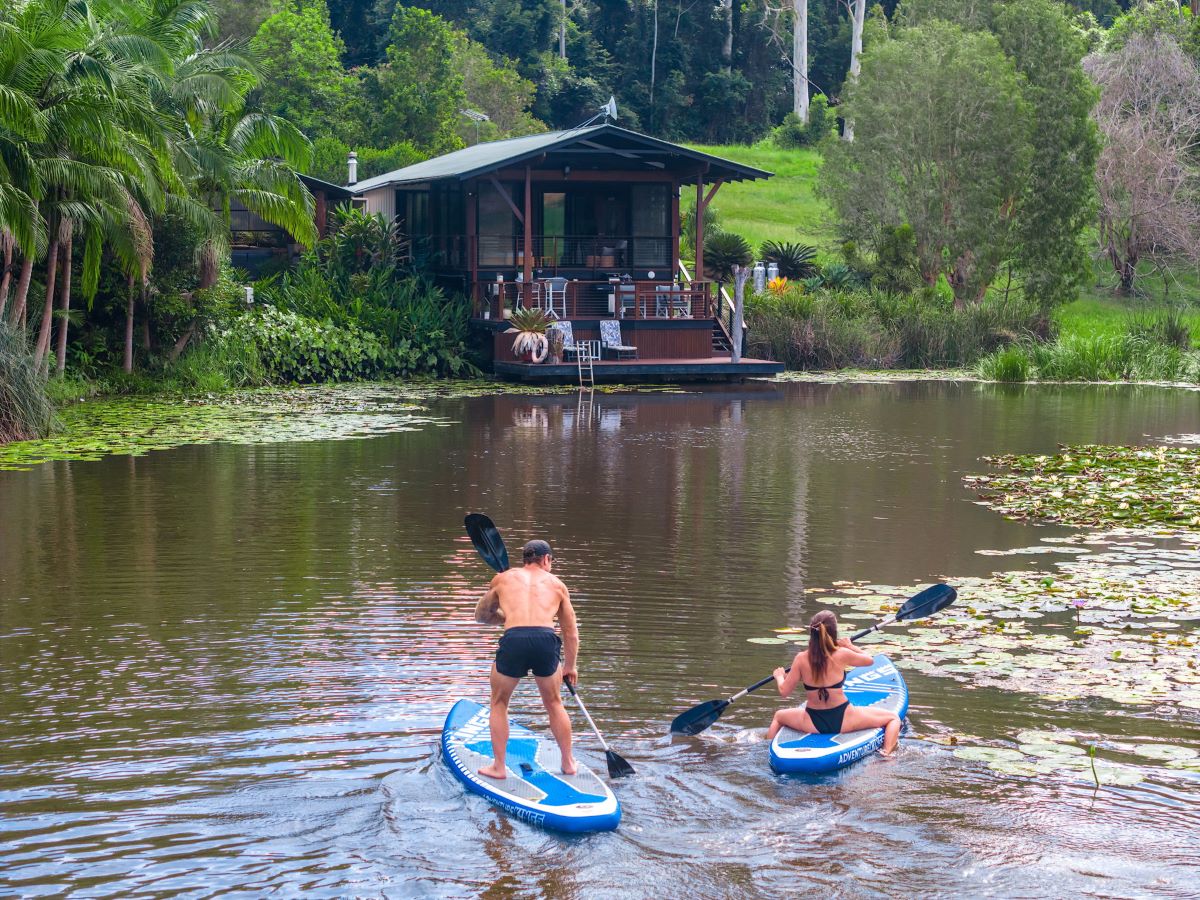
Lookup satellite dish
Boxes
[603,96,618,122]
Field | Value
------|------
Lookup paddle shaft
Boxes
[565,681,611,752]
[732,615,898,700]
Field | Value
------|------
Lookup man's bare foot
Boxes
[560,756,578,776]
[478,762,507,779]
[878,747,897,758]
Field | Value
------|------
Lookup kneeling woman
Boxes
[765,610,900,756]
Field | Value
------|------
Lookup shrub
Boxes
[978,346,1032,382]
[703,231,753,284]
[761,241,819,279]
[873,224,922,296]
[224,307,397,384]
[771,95,835,148]
[0,323,53,443]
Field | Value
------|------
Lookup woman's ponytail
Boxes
[807,611,840,702]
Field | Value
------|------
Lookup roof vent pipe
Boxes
[348,151,358,186]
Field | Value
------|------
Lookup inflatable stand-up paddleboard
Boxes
[441,699,621,833]
[769,654,908,775]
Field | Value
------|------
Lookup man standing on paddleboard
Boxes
[474,539,579,778]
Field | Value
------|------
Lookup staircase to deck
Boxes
[711,318,733,354]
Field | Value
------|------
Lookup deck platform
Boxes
[493,356,784,382]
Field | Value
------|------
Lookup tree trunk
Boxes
[123,275,135,374]
[560,0,567,58]
[32,234,60,369]
[7,255,34,328]
[794,0,809,123]
[650,0,659,107]
[844,0,866,141]
[0,231,12,318]
[722,0,733,72]
[54,228,73,374]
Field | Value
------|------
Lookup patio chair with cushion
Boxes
[550,320,589,362]
[599,319,638,360]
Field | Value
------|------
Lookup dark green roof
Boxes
[351,124,770,192]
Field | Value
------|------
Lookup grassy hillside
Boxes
[687,143,1200,338]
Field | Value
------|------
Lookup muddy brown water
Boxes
[1,381,1198,897]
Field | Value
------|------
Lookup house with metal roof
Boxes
[351,123,782,380]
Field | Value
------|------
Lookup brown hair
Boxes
[807,610,839,701]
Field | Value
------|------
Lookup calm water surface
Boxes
[1,381,1198,898]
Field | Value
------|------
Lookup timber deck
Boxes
[493,356,784,382]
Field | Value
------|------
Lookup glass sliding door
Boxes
[478,181,515,266]
[542,192,565,266]
[631,184,670,268]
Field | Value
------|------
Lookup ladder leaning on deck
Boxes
[576,344,595,388]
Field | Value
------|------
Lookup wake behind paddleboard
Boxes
[441,699,620,833]
[769,654,908,775]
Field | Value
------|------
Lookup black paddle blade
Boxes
[670,699,730,736]
[606,750,636,778]
[896,583,957,621]
[464,513,509,572]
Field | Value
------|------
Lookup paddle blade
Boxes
[670,699,730,735]
[606,749,636,778]
[464,513,509,572]
[896,583,957,621]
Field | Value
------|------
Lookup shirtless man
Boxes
[473,539,579,779]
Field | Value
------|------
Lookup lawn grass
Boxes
[685,144,837,252]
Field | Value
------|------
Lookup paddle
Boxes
[669,583,958,736]
[462,513,636,779]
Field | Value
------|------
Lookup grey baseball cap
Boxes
[522,539,553,562]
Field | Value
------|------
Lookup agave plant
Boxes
[761,241,819,279]
[506,307,551,361]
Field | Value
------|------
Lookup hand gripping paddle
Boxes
[463,513,635,778]
[669,583,958,736]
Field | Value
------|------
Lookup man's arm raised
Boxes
[474,576,506,626]
[559,588,579,686]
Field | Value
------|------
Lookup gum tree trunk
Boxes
[794,0,809,122]
[844,0,866,141]
[32,231,60,369]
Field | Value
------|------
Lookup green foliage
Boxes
[505,307,552,335]
[821,20,1032,305]
[977,345,1032,382]
[223,306,395,383]
[761,241,819,279]
[454,34,546,142]
[1124,307,1193,350]
[872,224,921,296]
[359,6,466,154]
[746,287,1046,370]
[771,95,835,149]
[251,0,357,139]
[994,0,1100,310]
[703,232,753,283]
[0,322,53,442]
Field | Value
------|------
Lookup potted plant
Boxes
[506,307,551,363]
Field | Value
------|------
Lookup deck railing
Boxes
[477,234,671,271]
[472,279,714,321]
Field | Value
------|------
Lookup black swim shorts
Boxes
[495,626,562,678]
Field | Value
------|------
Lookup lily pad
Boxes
[953,746,1024,763]
[1130,744,1199,761]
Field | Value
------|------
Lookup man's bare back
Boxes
[475,565,570,629]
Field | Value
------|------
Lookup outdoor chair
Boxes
[617,283,637,318]
[550,320,589,362]
[541,277,567,319]
[600,319,638,360]
[655,284,692,318]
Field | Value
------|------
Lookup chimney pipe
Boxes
[348,151,358,186]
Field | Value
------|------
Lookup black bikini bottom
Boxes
[806,701,850,734]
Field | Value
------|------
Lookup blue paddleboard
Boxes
[769,654,908,775]
[441,699,621,833]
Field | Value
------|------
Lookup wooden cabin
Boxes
[351,124,783,380]
[228,175,354,274]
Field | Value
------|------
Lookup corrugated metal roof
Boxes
[350,124,771,193]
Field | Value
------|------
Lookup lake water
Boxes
[1,380,1198,897]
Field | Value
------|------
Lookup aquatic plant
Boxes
[965,445,1200,531]
[977,346,1031,382]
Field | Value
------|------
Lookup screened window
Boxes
[478,182,515,265]
[631,184,670,267]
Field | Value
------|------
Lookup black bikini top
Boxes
[803,674,845,702]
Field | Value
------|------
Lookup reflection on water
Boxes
[1,381,1198,897]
